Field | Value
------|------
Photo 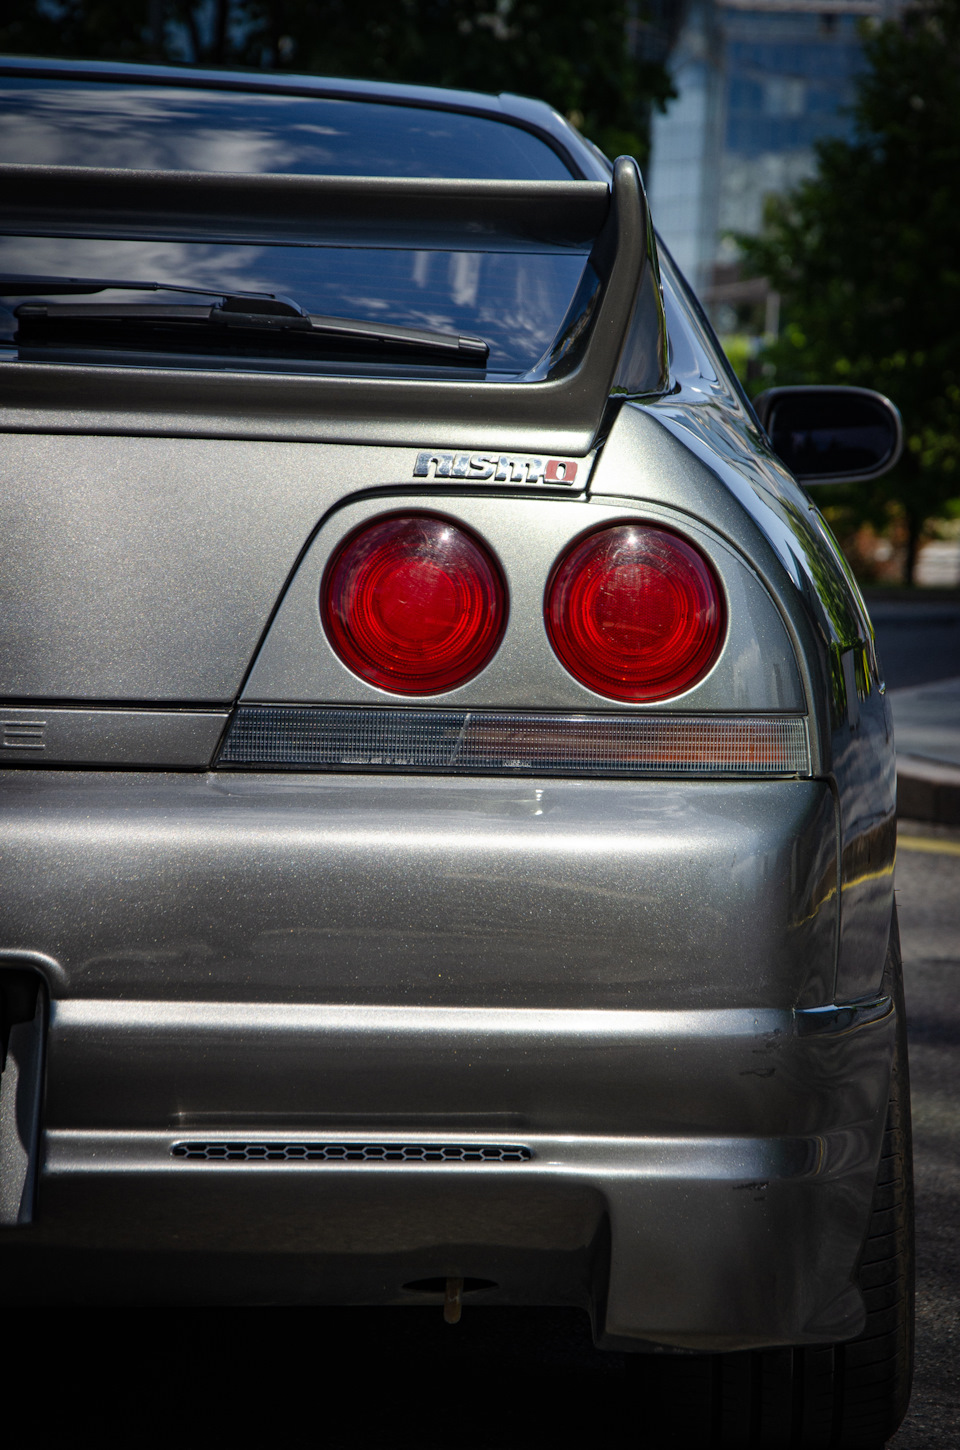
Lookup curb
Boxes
[897,755,960,827]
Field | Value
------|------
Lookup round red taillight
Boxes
[321,513,506,694]
[545,523,725,702]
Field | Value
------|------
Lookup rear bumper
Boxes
[0,770,893,1343]
[27,994,894,1349]
[0,769,838,1008]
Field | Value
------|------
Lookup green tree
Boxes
[737,0,960,583]
[0,1,673,167]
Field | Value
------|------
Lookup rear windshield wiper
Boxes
[1,274,489,364]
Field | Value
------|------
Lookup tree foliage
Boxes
[737,0,960,582]
[0,1,673,165]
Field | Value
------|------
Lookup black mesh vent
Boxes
[171,1140,532,1163]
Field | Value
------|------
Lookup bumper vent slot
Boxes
[171,1140,532,1163]
[217,706,811,777]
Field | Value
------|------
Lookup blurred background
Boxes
[2,0,958,596]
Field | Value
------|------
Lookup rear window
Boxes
[0,78,585,374]
[0,79,573,179]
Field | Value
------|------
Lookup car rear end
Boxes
[0,57,899,1391]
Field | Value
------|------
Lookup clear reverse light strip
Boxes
[218,707,811,777]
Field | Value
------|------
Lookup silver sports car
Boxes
[0,56,910,1448]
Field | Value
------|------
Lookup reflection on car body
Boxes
[0,54,910,1448]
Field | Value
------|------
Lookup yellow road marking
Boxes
[898,835,960,858]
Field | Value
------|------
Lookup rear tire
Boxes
[630,913,914,1449]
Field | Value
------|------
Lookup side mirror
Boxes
[752,385,903,485]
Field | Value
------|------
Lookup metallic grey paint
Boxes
[46,994,877,1137]
[242,493,805,713]
[34,1116,884,1349]
[0,989,44,1226]
[0,60,900,1337]
[0,707,226,766]
[22,993,893,1345]
[0,433,432,702]
[622,385,895,1003]
[0,771,836,1010]
[0,364,615,454]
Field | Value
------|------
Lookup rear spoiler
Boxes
[0,158,667,453]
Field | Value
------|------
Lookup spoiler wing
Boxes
[0,157,667,453]
[0,163,609,251]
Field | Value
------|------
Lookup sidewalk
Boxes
[889,676,960,825]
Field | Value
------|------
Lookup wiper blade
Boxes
[0,273,306,314]
[2,274,489,361]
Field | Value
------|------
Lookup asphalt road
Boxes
[871,596,959,1443]
[887,821,960,1447]
[869,598,960,691]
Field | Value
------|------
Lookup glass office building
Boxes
[646,0,904,324]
